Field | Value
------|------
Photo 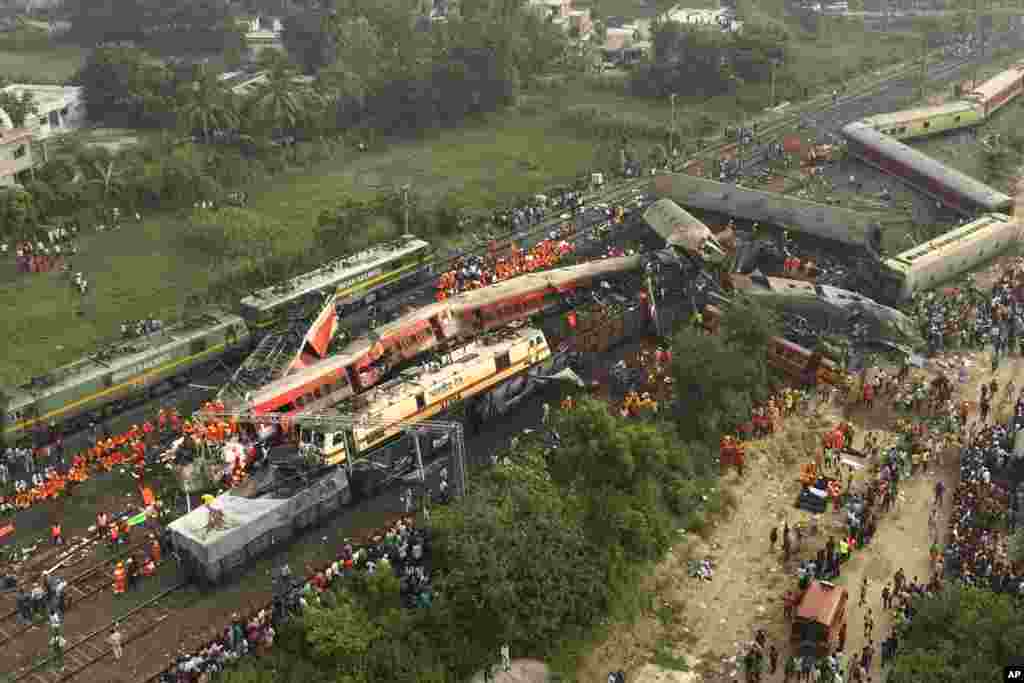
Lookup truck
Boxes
[791,580,849,657]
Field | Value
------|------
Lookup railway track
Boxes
[11,583,187,683]
[0,537,158,648]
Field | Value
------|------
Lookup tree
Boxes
[301,591,383,679]
[0,188,38,240]
[249,60,306,139]
[429,448,612,679]
[888,585,1024,682]
[0,90,38,128]
[176,64,238,144]
[669,303,775,444]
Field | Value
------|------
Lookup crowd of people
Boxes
[0,402,260,517]
[435,234,577,300]
[151,516,431,682]
[4,223,79,274]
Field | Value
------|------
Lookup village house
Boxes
[0,127,34,188]
[0,84,85,142]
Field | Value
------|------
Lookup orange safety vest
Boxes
[51,524,61,539]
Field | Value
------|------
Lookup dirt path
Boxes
[576,349,1024,683]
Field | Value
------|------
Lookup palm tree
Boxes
[250,62,305,140]
[177,64,239,144]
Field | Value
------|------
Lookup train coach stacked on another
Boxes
[0,236,434,446]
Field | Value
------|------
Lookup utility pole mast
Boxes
[401,183,411,235]
[770,58,779,109]
[669,93,678,159]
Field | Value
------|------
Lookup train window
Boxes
[416,393,426,410]
[313,387,323,399]
[496,352,511,371]
[922,122,930,129]
[955,116,961,122]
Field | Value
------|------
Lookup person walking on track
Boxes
[109,626,123,660]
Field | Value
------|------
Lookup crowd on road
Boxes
[150,516,431,683]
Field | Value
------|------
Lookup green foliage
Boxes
[0,90,37,128]
[183,207,290,280]
[302,591,383,678]
[670,302,776,444]
[888,585,1024,682]
[429,447,613,675]
[0,188,38,241]
[65,0,240,53]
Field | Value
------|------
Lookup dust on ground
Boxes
[575,349,1024,683]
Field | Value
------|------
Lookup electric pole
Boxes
[919,29,928,99]
[770,58,779,109]
[401,183,411,235]
[669,93,678,159]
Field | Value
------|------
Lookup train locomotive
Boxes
[0,235,434,446]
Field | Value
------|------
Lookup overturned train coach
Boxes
[840,121,1012,217]
[651,173,884,255]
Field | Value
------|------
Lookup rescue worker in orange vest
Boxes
[150,537,161,564]
[51,523,63,546]
[157,409,167,432]
[141,556,156,577]
[142,421,154,440]
[109,522,119,547]
[112,562,126,594]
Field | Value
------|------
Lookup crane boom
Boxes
[194,410,467,499]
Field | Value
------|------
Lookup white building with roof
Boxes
[0,127,34,187]
[0,84,85,142]
[665,6,742,32]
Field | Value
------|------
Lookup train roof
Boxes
[860,100,976,128]
[967,65,1024,101]
[6,310,243,410]
[651,173,882,249]
[445,255,643,312]
[239,235,430,313]
[334,326,543,420]
[840,122,1012,209]
[883,213,1015,274]
[642,198,716,254]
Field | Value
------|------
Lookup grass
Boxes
[0,18,936,386]
[0,30,87,82]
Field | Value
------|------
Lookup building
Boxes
[0,84,85,142]
[528,0,573,21]
[218,70,270,96]
[665,6,743,32]
[240,15,285,58]
[0,127,34,188]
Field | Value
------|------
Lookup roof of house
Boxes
[0,127,33,145]
[0,84,81,111]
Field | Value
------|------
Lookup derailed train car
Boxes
[877,213,1019,303]
[169,468,353,585]
[840,121,1012,216]
[651,173,884,254]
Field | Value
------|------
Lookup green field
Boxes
[0,29,88,82]
[0,20,937,386]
